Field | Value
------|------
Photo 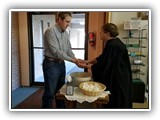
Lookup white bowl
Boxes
[70,72,92,86]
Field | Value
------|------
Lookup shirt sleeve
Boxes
[44,29,74,61]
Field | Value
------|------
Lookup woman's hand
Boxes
[77,62,88,68]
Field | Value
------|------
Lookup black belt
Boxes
[45,56,64,63]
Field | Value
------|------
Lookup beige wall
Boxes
[18,12,30,86]
[111,12,137,39]
[87,12,105,73]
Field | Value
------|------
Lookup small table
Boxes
[55,84,109,108]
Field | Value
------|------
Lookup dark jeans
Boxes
[42,58,66,108]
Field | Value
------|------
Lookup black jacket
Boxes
[91,38,132,108]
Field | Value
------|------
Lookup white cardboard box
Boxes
[124,20,148,30]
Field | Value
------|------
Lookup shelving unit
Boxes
[123,29,147,81]
[123,20,148,103]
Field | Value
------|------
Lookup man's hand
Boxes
[77,59,86,64]
[72,58,78,65]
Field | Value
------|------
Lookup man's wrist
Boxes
[72,58,78,64]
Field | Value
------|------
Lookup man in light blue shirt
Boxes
[42,12,78,108]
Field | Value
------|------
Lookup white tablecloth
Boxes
[60,84,110,103]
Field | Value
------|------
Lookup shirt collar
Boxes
[55,24,65,33]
